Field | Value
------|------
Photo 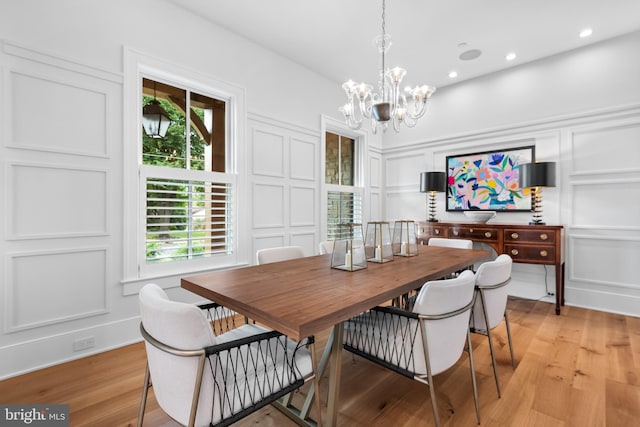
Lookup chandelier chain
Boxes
[381,0,386,95]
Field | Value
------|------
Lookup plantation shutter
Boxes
[327,189,363,240]
[141,165,233,264]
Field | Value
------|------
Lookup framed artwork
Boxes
[446,145,535,211]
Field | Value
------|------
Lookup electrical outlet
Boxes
[73,336,95,352]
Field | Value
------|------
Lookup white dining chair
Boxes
[469,254,514,398]
[428,237,475,275]
[256,245,305,265]
[137,283,321,427]
[427,237,473,249]
[318,240,334,255]
[343,270,480,427]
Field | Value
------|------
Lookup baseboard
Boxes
[0,316,141,380]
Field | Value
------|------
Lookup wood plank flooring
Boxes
[1,297,639,426]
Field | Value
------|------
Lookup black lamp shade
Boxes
[518,162,556,188]
[420,171,446,193]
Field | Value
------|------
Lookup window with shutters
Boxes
[325,131,363,239]
[140,77,234,274]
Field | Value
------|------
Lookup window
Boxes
[140,78,234,272]
[325,131,362,240]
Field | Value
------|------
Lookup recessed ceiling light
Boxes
[580,28,593,38]
[448,71,458,79]
[506,52,517,61]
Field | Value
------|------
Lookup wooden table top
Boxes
[181,245,491,341]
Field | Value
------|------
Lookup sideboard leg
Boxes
[555,262,564,315]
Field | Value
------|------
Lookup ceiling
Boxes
[168,0,640,91]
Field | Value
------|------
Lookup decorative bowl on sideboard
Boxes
[462,211,496,223]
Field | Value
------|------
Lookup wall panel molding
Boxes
[568,234,639,290]
[2,41,120,158]
[5,70,109,157]
[568,119,640,174]
[2,40,123,84]
[570,177,640,229]
[251,127,285,178]
[289,136,317,181]
[6,162,109,239]
[4,247,108,333]
[252,182,285,228]
[289,185,315,227]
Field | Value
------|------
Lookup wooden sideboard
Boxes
[416,221,565,314]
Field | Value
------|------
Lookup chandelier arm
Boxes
[347,99,364,129]
[392,116,402,132]
[403,115,418,128]
[359,94,373,119]
[405,100,428,121]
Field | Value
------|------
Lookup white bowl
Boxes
[463,211,496,223]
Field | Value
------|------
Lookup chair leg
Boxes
[137,364,151,427]
[486,327,501,398]
[480,290,501,398]
[427,374,441,427]
[466,330,481,425]
[504,310,516,369]
[420,323,441,427]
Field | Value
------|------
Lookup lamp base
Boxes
[529,221,546,225]
[427,219,439,222]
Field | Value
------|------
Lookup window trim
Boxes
[320,115,368,241]
[123,48,247,282]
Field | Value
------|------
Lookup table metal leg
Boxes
[326,322,344,427]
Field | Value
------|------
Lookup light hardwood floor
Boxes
[1,297,639,426]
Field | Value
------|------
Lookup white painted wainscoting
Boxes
[0,41,131,378]
[383,105,640,317]
[248,114,321,260]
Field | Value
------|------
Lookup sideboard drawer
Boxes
[428,226,447,237]
[417,225,448,238]
[451,226,499,242]
[505,244,556,263]
[504,228,556,244]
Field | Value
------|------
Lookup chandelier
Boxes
[339,0,436,134]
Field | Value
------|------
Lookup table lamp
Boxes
[518,162,556,225]
[420,171,446,222]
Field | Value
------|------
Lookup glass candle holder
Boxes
[365,221,394,263]
[392,220,418,257]
[331,223,367,271]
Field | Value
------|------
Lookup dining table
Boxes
[181,244,491,426]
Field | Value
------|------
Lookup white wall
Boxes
[381,32,640,316]
[0,0,365,378]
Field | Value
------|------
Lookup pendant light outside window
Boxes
[142,82,171,139]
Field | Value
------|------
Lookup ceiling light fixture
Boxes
[506,52,517,61]
[579,28,593,38]
[339,0,435,134]
[448,71,458,79]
